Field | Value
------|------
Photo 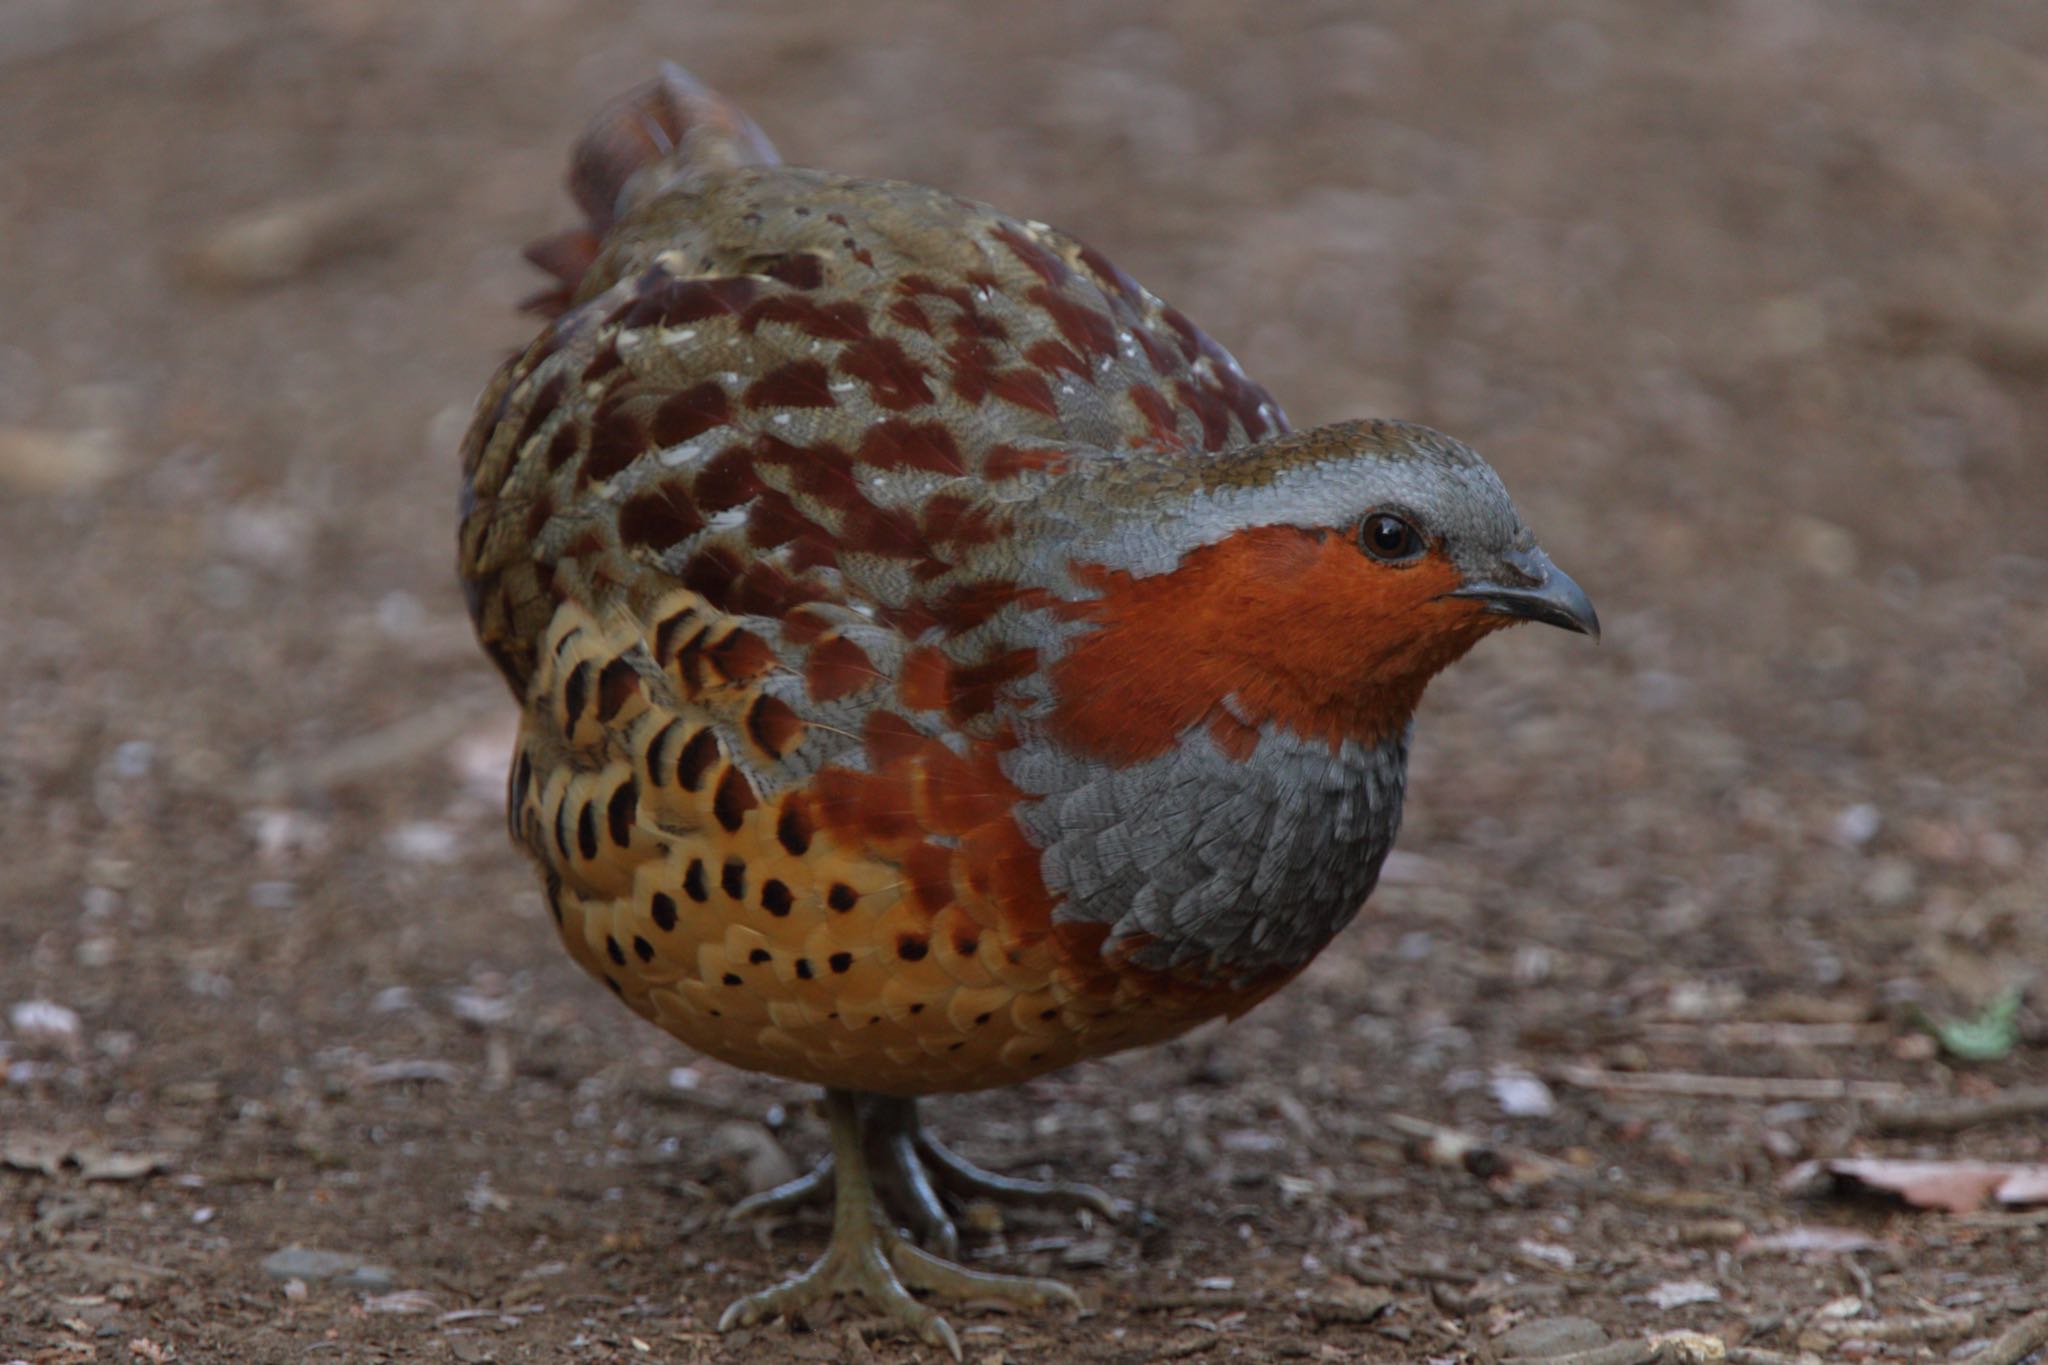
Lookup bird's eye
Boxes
[1359,513,1424,563]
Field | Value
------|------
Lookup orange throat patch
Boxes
[1048,526,1502,763]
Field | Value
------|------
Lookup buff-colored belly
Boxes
[546,834,1217,1094]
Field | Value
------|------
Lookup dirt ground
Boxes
[4,2,2047,1361]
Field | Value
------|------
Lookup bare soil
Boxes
[4,2,2046,1362]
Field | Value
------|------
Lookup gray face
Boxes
[1041,419,1534,585]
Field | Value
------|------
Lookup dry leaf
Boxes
[1,1133,69,1175]
[0,428,124,494]
[0,1135,171,1180]
[75,1146,172,1181]
[1785,1158,2048,1213]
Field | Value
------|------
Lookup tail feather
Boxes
[520,63,780,317]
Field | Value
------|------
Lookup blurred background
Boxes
[3,2,2044,1360]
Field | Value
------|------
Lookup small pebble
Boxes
[261,1246,395,1292]
[1310,1284,1394,1324]
[1491,1069,1557,1118]
[8,1000,82,1046]
[1833,803,1882,848]
[1647,1279,1722,1310]
[386,821,460,864]
[705,1120,796,1194]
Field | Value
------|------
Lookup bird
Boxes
[457,64,1597,1355]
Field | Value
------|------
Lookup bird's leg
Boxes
[859,1094,1125,1229]
[718,1089,1078,1359]
[860,1094,961,1257]
[719,1090,955,1353]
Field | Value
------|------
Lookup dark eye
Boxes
[1359,513,1424,563]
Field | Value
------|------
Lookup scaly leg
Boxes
[718,1089,1082,1358]
[865,1095,1125,1254]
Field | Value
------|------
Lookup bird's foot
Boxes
[915,1124,1126,1224]
[717,1218,953,1356]
[718,1091,1092,1357]
[724,1155,834,1223]
[866,1094,1123,1257]
[724,1095,1123,1257]
[717,1221,1078,1360]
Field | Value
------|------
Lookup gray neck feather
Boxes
[1004,714,1410,982]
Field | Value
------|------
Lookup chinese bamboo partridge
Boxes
[458,66,1597,1353]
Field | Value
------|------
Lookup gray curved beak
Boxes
[1449,546,1600,639]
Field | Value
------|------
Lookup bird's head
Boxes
[1043,420,1598,764]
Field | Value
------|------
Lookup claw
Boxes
[716,1227,962,1360]
[914,1128,1127,1223]
[889,1236,1081,1310]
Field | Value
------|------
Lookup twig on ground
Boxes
[246,694,503,800]
[1806,1309,1979,1342]
[1130,1291,1261,1313]
[1501,1341,1659,1365]
[1866,1086,2048,1136]
[1635,1022,1889,1049]
[1962,1311,2048,1365]
[1957,1208,2048,1228]
[1551,1065,1909,1103]
[1501,1334,1728,1365]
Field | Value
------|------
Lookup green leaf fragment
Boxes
[1911,987,2023,1062]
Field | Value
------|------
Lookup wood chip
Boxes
[1384,1113,1580,1189]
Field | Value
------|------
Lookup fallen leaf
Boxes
[74,1146,172,1181]
[1,1133,69,1175]
[361,1289,439,1314]
[1785,1158,2048,1214]
[0,1135,170,1181]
